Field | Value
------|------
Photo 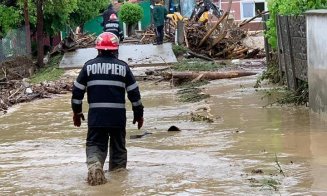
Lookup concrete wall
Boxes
[306,10,327,118]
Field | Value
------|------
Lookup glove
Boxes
[133,117,144,129]
[73,113,85,127]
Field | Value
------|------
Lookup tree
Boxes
[18,0,79,67]
[24,0,31,54]
[0,5,22,38]
[119,3,143,25]
[119,3,143,35]
[36,0,44,67]
[0,4,22,60]
[1,0,108,66]
[69,0,108,29]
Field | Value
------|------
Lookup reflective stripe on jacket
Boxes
[71,54,143,128]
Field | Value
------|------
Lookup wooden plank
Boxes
[276,15,286,84]
[285,16,298,90]
[262,14,271,63]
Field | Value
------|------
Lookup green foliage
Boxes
[260,81,309,106]
[119,3,144,25]
[177,87,210,103]
[1,1,113,38]
[43,0,79,36]
[69,0,108,26]
[30,54,64,83]
[0,5,22,38]
[172,44,188,57]
[15,0,78,36]
[266,0,327,49]
[173,59,225,71]
[255,62,280,88]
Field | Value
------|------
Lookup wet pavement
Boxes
[1,73,327,195]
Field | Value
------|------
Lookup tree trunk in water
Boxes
[24,0,31,55]
[36,0,44,67]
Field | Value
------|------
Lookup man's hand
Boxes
[133,117,144,129]
[73,113,85,127]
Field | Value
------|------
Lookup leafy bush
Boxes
[119,3,144,25]
[266,0,327,49]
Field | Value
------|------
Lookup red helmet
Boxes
[109,13,118,21]
[95,32,119,50]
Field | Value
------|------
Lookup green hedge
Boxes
[119,3,144,25]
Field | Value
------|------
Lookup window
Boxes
[243,3,254,18]
[241,1,266,19]
[255,2,265,13]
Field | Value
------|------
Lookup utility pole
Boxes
[24,0,32,55]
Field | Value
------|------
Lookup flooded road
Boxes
[1,74,327,195]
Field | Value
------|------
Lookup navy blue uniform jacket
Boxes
[71,54,143,128]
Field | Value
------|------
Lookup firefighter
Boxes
[102,4,117,25]
[103,13,124,41]
[71,32,144,186]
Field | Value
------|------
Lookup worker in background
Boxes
[152,0,168,45]
[102,3,117,25]
[103,13,124,41]
[71,32,144,186]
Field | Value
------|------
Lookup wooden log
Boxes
[232,48,248,55]
[191,74,204,83]
[245,48,260,58]
[168,71,257,80]
[239,11,269,27]
[122,39,140,43]
[198,0,232,47]
[210,30,227,49]
[184,28,189,48]
[214,44,236,57]
[188,51,214,61]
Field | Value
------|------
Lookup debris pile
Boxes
[0,79,72,114]
[0,56,34,80]
[137,9,266,60]
[0,57,72,114]
[184,21,262,59]
[51,32,96,55]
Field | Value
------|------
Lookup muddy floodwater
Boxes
[1,74,327,195]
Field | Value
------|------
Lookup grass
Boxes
[172,44,188,57]
[190,113,214,123]
[177,81,210,103]
[30,54,64,84]
[178,88,210,103]
[260,178,280,191]
[260,81,309,106]
[173,59,225,72]
[254,54,280,88]
[178,80,209,88]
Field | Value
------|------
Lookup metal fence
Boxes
[0,27,28,63]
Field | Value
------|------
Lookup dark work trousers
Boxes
[155,25,164,44]
[86,127,127,171]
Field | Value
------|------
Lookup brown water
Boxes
[1,74,327,195]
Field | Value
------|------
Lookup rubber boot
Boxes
[87,162,107,186]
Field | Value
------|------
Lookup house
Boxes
[218,0,267,31]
